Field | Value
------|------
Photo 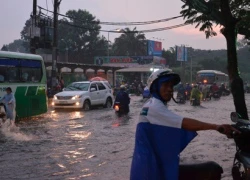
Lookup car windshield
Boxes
[64,83,90,91]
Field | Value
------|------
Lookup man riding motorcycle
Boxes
[185,83,192,100]
[130,69,239,180]
[114,85,130,114]
[190,84,202,104]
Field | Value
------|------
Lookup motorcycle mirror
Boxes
[230,112,239,123]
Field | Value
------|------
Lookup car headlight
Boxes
[71,95,82,100]
[53,95,57,100]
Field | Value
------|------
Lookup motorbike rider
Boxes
[185,83,192,99]
[177,82,185,98]
[219,83,230,96]
[190,84,202,102]
[211,82,219,93]
[114,85,130,114]
[201,84,209,100]
[0,87,16,126]
[130,69,239,180]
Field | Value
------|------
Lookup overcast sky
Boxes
[0,0,231,50]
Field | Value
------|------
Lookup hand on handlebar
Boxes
[217,124,241,138]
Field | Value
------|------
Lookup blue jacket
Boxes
[115,90,130,106]
[130,98,197,180]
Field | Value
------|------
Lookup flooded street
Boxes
[0,94,250,180]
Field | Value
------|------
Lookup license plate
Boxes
[59,101,68,104]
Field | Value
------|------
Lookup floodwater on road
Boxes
[0,94,250,180]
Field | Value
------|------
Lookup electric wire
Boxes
[58,19,190,33]
[38,6,183,26]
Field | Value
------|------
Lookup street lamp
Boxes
[61,39,69,63]
[107,29,124,60]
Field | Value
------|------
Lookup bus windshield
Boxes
[64,83,90,91]
[197,73,215,84]
[0,58,42,83]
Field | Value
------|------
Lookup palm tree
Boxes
[112,28,147,56]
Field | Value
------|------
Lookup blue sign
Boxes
[147,40,162,56]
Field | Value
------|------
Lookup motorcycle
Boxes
[212,91,221,99]
[190,98,200,106]
[142,87,151,99]
[176,92,186,104]
[0,103,6,127]
[185,90,191,100]
[113,102,129,117]
[228,112,250,179]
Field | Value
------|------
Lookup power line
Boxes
[38,6,183,26]
[58,19,190,33]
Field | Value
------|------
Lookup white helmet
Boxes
[147,69,180,93]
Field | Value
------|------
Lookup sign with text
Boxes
[147,40,162,56]
[95,56,156,65]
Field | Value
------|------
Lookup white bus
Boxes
[196,70,229,87]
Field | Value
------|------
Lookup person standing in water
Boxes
[0,87,16,126]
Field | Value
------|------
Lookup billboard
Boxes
[176,46,188,61]
[147,40,162,56]
[94,56,166,66]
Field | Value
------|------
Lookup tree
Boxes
[20,19,32,52]
[1,45,8,51]
[180,0,250,119]
[162,47,179,67]
[2,39,27,53]
[58,9,108,64]
[112,28,147,56]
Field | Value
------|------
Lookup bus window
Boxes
[7,67,20,82]
[20,60,42,82]
[0,58,20,82]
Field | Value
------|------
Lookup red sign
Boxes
[154,41,162,51]
[110,57,133,63]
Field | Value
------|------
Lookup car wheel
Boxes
[83,100,91,111]
[104,98,112,108]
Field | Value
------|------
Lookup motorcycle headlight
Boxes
[53,95,57,100]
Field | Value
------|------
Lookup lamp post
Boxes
[61,39,68,63]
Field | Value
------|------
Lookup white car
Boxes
[52,81,113,110]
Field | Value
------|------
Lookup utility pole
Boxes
[190,48,193,83]
[30,0,37,54]
[51,0,61,88]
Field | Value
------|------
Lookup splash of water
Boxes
[0,119,35,141]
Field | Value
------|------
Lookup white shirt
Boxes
[139,97,183,129]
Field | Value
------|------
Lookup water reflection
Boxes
[112,115,130,127]
[69,132,91,139]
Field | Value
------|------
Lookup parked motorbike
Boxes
[228,112,250,179]
[113,102,129,117]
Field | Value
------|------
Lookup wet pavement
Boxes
[0,94,250,180]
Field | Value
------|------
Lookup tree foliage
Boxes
[58,9,108,63]
[180,0,250,39]
[112,28,147,56]
[1,39,27,53]
[1,45,8,51]
[180,0,250,119]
